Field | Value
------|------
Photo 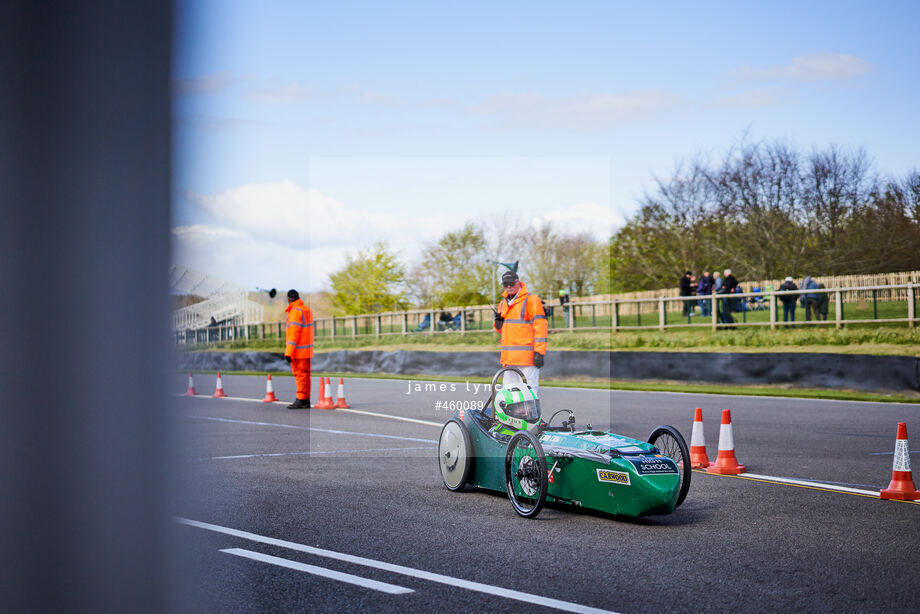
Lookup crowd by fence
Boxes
[174,280,919,346]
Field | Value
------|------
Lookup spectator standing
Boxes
[801,276,820,321]
[284,289,314,409]
[723,269,739,307]
[721,269,738,323]
[816,282,829,320]
[493,271,548,394]
[778,276,798,327]
[697,271,713,316]
[679,271,694,317]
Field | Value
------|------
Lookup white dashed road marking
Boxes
[180,518,622,614]
[220,548,415,595]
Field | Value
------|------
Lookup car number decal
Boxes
[596,469,630,485]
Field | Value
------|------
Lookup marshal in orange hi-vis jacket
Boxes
[493,281,547,367]
[285,292,314,407]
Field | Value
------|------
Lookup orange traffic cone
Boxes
[706,409,746,475]
[185,372,198,396]
[262,374,279,403]
[880,422,920,500]
[315,377,334,409]
[212,371,228,398]
[689,407,710,469]
[335,377,351,408]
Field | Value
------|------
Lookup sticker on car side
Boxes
[627,458,678,475]
[596,469,631,485]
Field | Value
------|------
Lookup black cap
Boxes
[501,271,519,285]
[287,289,299,300]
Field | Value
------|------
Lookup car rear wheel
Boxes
[438,418,472,491]
[648,425,691,508]
[504,430,548,518]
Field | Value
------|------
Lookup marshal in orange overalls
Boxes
[285,298,314,400]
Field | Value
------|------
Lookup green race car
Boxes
[438,367,691,518]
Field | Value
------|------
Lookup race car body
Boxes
[438,368,690,519]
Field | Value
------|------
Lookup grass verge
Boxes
[180,327,920,356]
[182,370,920,404]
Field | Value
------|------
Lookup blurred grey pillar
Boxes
[0,2,173,613]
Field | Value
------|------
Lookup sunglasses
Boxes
[502,281,518,288]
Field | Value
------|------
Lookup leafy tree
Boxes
[410,222,492,307]
[329,242,407,314]
[610,139,920,290]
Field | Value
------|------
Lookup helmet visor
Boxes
[504,398,540,422]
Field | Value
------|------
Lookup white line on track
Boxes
[175,393,442,427]
[334,407,441,427]
[614,388,920,406]
[185,415,437,444]
[321,376,612,394]
[220,548,414,595]
[738,472,880,496]
[196,446,431,461]
[179,518,622,614]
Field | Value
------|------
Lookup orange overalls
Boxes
[285,298,314,400]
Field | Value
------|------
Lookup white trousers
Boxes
[502,365,540,396]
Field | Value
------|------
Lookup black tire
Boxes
[648,425,691,508]
[504,430,548,518]
[438,418,473,491]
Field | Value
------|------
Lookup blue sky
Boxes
[172,0,919,292]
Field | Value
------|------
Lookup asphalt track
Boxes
[171,373,920,613]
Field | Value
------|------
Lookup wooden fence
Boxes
[175,281,918,345]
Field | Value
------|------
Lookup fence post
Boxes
[835,290,843,329]
[351,316,357,339]
[460,307,466,334]
[658,296,665,331]
[430,310,435,333]
[769,291,776,330]
[711,295,717,332]
[908,282,915,328]
[402,313,407,335]
[375,315,380,339]
[568,304,575,331]
[611,300,618,333]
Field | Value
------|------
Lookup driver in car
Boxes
[492,384,542,436]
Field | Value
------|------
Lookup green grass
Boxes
[183,369,920,403]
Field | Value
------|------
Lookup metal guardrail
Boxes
[172,283,918,346]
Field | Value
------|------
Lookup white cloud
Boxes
[241,82,315,104]
[179,181,463,290]
[171,224,331,291]
[467,89,686,131]
[732,52,873,83]
[174,71,233,94]
[711,86,790,109]
[532,202,620,239]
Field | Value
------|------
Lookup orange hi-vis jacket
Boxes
[285,299,314,359]
[493,283,547,367]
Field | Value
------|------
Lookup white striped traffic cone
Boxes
[185,372,198,396]
[335,377,351,408]
[262,374,279,403]
[706,409,745,475]
[689,407,710,469]
[315,377,334,409]
[212,371,228,398]
[880,422,920,500]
